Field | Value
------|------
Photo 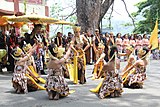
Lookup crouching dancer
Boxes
[12,44,39,94]
[45,43,72,100]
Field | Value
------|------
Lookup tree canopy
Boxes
[133,0,160,34]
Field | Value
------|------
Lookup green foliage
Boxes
[122,22,133,27]
[50,3,62,19]
[133,0,160,33]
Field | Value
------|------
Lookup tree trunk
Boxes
[76,0,114,34]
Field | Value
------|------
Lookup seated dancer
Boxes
[119,45,135,80]
[121,46,151,88]
[45,43,72,100]
[92,42,106,79]
[70,24,90,84]
[90,46,123,99]
[22,43,46,84]
[11,43,43,94]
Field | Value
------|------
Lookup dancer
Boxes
[122,46,151,88]
[92,42,105,79]
[70,24,90,84]
[90,46,123,99]
[12,43,42,94]
[22,43,46,84]
[119,45,135,80]
[45,43,72,100]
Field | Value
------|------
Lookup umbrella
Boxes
[1,16,24,28]
[0,17,8,26]
[6,12,59,24]
[53,20,73,25]
[52,20,74,34]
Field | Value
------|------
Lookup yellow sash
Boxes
[90,80,103,93]
[28,65,46,84]
[66,49,86,84]
[123,69,135,84]
[92,61,103,80]
[25,73,46,90]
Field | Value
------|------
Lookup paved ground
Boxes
[0,60,160,107]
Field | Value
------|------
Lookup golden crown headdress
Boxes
[138,48,146,56]
[13,47,23,57]
[126,45,134,52]
[57,47,65,58]
[72,24,81,32]
[23,43,32,52]
[98,40,105,49]
[48,43,59,60]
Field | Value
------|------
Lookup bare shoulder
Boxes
[130,55,135,59]
[134,59,143,65]
[102,63,109,70]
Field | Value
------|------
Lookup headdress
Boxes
[72,24,81,32]
[11,47,23,60]
[57,47,65,58]
[23,43,32,53]
[13,47,23,57]
[98,41,105,50]
[138,48,146,56]
[126,45,134,52]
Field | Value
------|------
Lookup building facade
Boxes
[0,0,49,32]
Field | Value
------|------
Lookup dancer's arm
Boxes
[70,37,78,54]
[93,41,97,53]
[19,44,38,62]
[95,53,105,65]
[83,35,90,52]
[121,61,139,76]
[56,45,72,64]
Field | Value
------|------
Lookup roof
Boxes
[0,9,24,16]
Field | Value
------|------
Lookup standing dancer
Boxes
[70,24,90,84]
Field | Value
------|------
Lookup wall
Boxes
[0,0,46,16]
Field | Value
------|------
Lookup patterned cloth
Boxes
[12,65,28,93]
[77,51,86,84]
[45,68,69,97]
[126,66,146,88]
[98,70,123,99]
[12,63,38,93]
[35,48,44,71]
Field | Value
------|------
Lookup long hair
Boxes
[142,47,150,58]
[109,45,118,61]
[48,43,57,57]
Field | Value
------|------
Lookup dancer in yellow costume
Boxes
[92,42,106,79]
[90,46,123,99]
[45,43,72,100]
[22,43,46,84]
[70,24,90,84]
[119,45,135,85]
[12,43,45,94]
[121,46,151,88]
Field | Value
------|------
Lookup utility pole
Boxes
[24,0,27,15]
[13,0,19,15]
